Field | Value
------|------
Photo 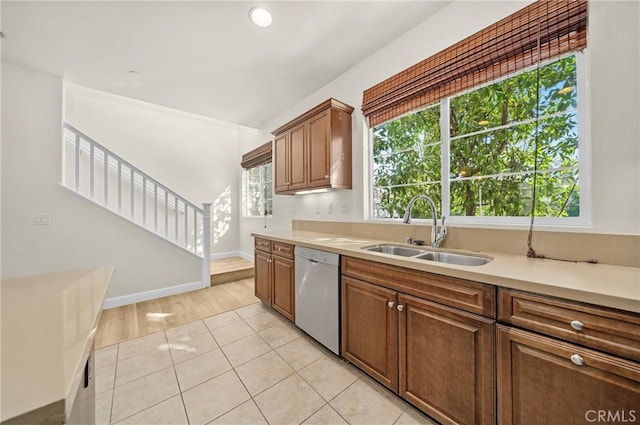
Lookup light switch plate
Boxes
[33,213,51,225]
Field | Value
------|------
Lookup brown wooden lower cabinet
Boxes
[497,325,640,425]
[342,275,495,425]
[271,255,294,322]
[253,239,295,322]
[341,276,398,391]
[254,249,271,304]
[400,294,495,425]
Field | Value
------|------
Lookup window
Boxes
[371,54,585,223]
[365,0,587,224]
[372,104,441,219]
[241,141,273,217]
[244,162,273,217]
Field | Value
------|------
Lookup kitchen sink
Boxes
[364,245,425,257]
[361,244,492,266]
[414,251,492,266]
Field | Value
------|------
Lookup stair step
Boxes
[210,257,254,286]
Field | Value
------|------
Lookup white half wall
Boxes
[64,83,268,255]
[1,62,203,299]
[239,0,640,255]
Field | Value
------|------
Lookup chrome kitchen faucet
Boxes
[402,195,447,248]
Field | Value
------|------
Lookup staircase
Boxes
[62,123,212,288]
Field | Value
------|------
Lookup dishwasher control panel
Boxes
[295,246,339,266]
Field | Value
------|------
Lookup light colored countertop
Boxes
[1,266,114,424]
[252,230,640,314]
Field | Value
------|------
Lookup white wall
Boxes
[64,84,267,254]
[1,62,203,299]
[239,0,640,255]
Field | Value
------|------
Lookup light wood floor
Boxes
[95,278,260,349]
[210,256,253,274]
[210,256,254,286]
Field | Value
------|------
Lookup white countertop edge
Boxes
[252,231,640,314]
[64,266,113,419]
[0,266,114,423]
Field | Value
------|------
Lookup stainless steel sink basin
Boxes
[361,244,492,266]
[364,245,424,257]
[413,251,492,266]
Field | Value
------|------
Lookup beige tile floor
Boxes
[95,301,439,425]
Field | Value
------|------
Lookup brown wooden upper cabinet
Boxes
[272,98,353,194]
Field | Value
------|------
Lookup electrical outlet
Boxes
[33,213,51,225]
[315,206,320,214]
[327,203,333,214]
[340,203,349,214]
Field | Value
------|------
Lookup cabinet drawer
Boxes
[497,325,640,425]
[254,238,272,252]
[271,242,294,259]
[498,289,640,361]
[342,256,495,318]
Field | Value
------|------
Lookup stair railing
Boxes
[62,123,211,288]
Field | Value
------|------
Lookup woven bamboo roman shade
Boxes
[362,0,588,127]
[241,141,272,169]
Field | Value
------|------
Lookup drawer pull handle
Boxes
[570,320,584,331]
[397,305,404,312]
[570,354,584,366]
[387,301,395,309]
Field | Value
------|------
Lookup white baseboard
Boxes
[211,251,253,262]
[103,280,202,309]
[237,251,253,261]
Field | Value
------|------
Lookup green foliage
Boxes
[372,106,441,219]
[372,55,580,219]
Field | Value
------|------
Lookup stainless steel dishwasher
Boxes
[295,246,340,355]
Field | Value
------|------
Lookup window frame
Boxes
[368,51,591,228]
[242,161,273,218]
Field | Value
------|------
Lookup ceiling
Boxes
[1,1,450,129]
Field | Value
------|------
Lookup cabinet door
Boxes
[272,255,295,322]
[497,325,640,425]
[274,133,289,193]
[288,124,307,190]
[254,250,272,305]
[307,111,331,188]
[342,276,399,391]
[399,294,495,425]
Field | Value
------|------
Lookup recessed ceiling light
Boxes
[0,31,6,39]
[249,7,272,28]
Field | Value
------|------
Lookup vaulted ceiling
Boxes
[1,1,450,128]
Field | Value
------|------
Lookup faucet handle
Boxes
[436,216,447,245]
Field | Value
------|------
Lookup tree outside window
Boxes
[372,55,581,222]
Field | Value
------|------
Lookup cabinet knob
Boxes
[397,305,404,312]
[387,301,395,309]
[570,354,584,366]
[570,320,584,331]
